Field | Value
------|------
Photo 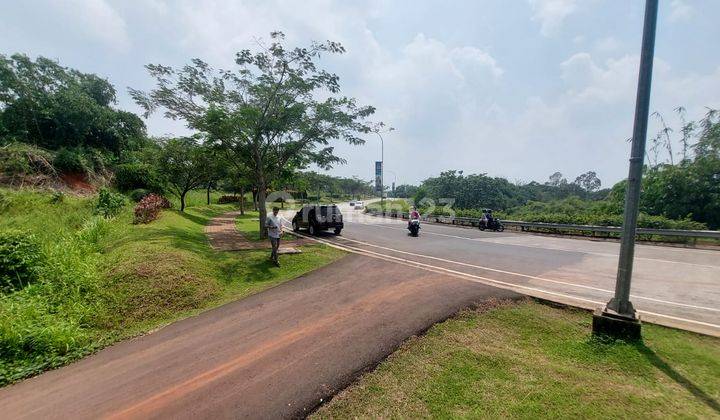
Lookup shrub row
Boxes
[133,193,171,224]
[114,162,165,193]
[508,212,707,231]
[218,195,241,204]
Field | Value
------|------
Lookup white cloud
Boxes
[559,52,677,105]
[358,33,503,139]
[528,0,577,36]
[669,0,695,23]
[5,0,715,185]
[50,0,130,51]
[595,36,621,53]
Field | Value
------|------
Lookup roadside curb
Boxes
[290,229,720,338]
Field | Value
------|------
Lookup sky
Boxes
[2,0,719,188]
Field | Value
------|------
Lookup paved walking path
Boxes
[205,210,310,251]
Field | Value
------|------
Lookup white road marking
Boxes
[361,214,720,256]
[353,221,720,270]
[331,234,720,313]
[289,231,720,333]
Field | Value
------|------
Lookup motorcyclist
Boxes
[481,209,489,228]
[408,206,420,227]
[409,206,420,220]
[486,209,494,227]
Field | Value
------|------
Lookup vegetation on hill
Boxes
[0,188,344,385]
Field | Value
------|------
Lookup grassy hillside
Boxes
[0,188,344,385]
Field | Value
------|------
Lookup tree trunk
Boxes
[180,191,187,212]
[257,181,268,238]
[206,182,212,205]
[239,186,245,216]
[252,189,258,211]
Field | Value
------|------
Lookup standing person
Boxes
[266,206,283,266]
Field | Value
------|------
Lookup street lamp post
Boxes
[374,126,394,209]
[592,0,658,341]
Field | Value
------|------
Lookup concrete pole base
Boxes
[592,307,642,341]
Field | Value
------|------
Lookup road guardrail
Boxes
[365,211,720,240]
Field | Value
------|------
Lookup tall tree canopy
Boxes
[130,31,377,235]
[0,53,146,153]
[157,137,213,212]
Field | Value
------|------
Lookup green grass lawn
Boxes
[313,300,720,419]
[365,199,409,213]
[235,211,265,241]
[0,188,345,385]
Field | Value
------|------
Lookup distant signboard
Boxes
[375,161,382,193]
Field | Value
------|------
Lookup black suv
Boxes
[292,205,344,235]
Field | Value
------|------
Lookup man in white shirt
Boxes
[265,206,283,266]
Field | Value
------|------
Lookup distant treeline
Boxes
[393,108,720,230]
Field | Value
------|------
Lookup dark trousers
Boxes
[269,237,280,263]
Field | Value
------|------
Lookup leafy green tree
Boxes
[130,32,376,236]
[573,171,601,192]
[0,53,146,154]
[694,108,720,159]
[219,169,253,214]
[546,171,567,187]
[393,184,419,198]
[158,137,212,212]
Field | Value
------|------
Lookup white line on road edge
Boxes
[355,221,720,270]
[332,234,720,314]
[288,230,720,336]
[362,213,720,256]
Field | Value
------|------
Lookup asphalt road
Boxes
[316,203,720,336]
[2,203,717,419]
[0,215,518,419]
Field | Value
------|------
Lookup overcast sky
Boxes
[2,0,719,187]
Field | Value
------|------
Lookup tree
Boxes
[0,53,145,154]
[694,108,720,159]
[158,137,212,212]
[675,106,695,163]
[394,184,419,199]
[573,171,601,192]
[130,32,376,236]
[546,171,566,187]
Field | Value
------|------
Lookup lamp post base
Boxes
[592,307,642,341]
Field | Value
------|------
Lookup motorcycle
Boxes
[479,218,504,232]
[408,219,421,236]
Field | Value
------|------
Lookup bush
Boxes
[129,188,151,202]
[113,162,163,193]
[0,142,55,177]
[133,193,171,224]
[94,188,126,218]
[218,195,241,204]
[0,230,44,293]
[53,147,90,174]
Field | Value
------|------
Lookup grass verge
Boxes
[235,211,264,241]
[313,300,720,419]
[0,188,345,385]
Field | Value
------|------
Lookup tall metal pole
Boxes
[606,0,658,318]
[375,131,386,208]
[375,131,384,208]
